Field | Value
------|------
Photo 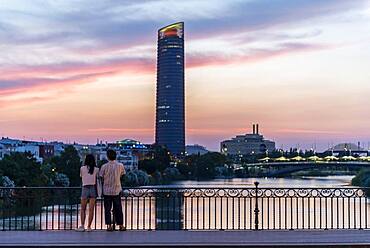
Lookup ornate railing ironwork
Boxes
[0,183,369,231]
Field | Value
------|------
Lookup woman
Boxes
[76,154,99,232]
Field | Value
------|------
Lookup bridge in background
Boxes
[241,161,370,177]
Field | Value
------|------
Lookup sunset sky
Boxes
[0,0,370,151]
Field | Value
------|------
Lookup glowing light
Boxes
[158,22,183,39]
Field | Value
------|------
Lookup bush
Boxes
[136,170,149,186]
[163,167,181,181]
[215,166,228,177]
[0,152,47,186]
[0,176,15,187]
[54,173,70,187]
[352,169,370,187]
[123,170,149,187]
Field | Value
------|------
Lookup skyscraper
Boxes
[155,22,185,156]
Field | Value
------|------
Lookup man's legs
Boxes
[103,195,113,227]
[112,195,124,227]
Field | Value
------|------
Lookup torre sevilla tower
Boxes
[155,22,185,156]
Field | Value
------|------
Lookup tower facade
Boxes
[155,22,185,156]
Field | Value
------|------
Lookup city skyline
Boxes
[1,1,370,151]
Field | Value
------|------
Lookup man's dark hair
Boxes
[107,149,117,161]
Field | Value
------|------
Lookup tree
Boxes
[0,152,47,186]
[136,170,150,186]
[138,145,172,174]
[40,163,57,186]
[139,159,160,174]
[0,176,15,187]
[177,162,191,178]
[185,152,229,180]
[352,169,370,187]
[163,167,181,181]
[123,170,150,187]
[48,145,81,186]
[54,173,70,187]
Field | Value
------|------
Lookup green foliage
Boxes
[0,152,47,186]
[177,162,191,178]
[152,145,171,171]
[97,159,108,168]
[163,167,181,181]
[123,170,149,187]
[139,159,161,174]
[185,152,228,179]
[0,176,15,187]
[150,171,162,185]
[48,145,81,186]
[54,173,70,187]
[138,145,171,174]
[352,169,370,187]
[214,166,228,177]
[40,163,57,186]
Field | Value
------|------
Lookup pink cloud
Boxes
[276,128,345,135]
[0,41,331,109]
[187,42,330,68]
[87,128,152,133]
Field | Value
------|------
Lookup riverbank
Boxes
[351,168,370,187]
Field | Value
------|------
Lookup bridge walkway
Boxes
[1,230,370,247]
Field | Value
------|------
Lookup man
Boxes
[99,149,126,231]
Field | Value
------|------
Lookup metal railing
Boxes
[1,183,369,231]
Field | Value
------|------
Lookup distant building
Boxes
[38,144,54,160]
[109,139,152,160]
[327,142,368,156]
[155,22,185,156]
[0,137,54,162]
[14,144,54,162]
[0,144,8,159]
[220,124,275,156]
[117,150,139,171]
[49,142,65,156]
[96,139,153,171]
[185,144,209,156]
[0,137,22,147]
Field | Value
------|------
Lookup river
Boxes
[172,175,354,187]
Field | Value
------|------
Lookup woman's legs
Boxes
[80,198,88,227]
[87,198,96,229]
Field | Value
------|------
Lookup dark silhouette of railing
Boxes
[1,184,369,231]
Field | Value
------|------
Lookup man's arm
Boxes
[99,165,105,179]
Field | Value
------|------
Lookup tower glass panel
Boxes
[155,22,185,156]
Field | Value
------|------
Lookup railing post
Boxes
[254,181,260,230]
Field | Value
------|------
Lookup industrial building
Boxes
[220,124,275,156]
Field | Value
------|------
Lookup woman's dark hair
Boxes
[107,149,117,161]
[84,154,96,175]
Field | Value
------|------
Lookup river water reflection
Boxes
[172,175,354,188]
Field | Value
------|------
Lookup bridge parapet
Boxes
[1,185,369,231]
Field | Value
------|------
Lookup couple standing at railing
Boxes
[76,149,126,232]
